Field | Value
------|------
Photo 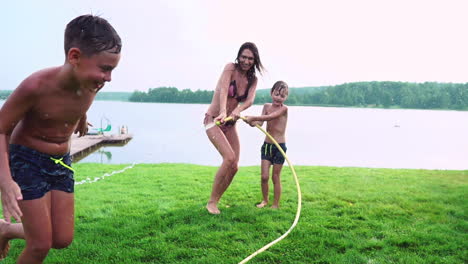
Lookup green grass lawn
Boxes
[2,164,467,264]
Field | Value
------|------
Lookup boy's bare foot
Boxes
[271,205,279,209]
[0,220,11,260]
[256,201,268,208]
[206,201,221,214]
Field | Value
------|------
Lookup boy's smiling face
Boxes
[271,88,288,106]
[71,48,121,92]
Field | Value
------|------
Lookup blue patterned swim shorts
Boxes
[9,144,75,200]
[261,142,287,165]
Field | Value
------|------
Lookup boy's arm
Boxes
[244,103,267,127]
[0,79,37,222]
[248,105,288,122]
[0,135,23,222]
[74,114,91,137]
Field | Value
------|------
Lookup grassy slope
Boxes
[3,164,467,264]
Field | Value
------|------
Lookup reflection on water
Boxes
[76,148,113,164]
[99,149,113,161]
[73,143,123,163]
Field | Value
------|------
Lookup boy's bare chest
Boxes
[32,94,94,123]
[265,105,287,124]
[265,105,281,116]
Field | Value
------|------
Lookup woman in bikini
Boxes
[204,42,264,214]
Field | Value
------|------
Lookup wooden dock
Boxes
[70,134,133,161]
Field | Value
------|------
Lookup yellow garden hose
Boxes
[217,117,302,264]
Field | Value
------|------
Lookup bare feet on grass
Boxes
[206,201,221,214]
[256,201,268,208]
[271,204,279,209]
[0,220,11,260]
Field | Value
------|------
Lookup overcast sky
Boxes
[2,0,467,92]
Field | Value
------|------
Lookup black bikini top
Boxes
[228,80,249,102]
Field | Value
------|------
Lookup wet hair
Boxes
[271,81,289,95]
[64,15,122,56]
[235,42,265,90]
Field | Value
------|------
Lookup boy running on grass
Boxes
[244,81,289,209]
[0,15,121,263]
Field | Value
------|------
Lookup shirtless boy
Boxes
[244,81,289,209]
[0,15,121,263]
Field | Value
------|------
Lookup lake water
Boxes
[1,100,467,170]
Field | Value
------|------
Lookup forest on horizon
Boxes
[1,81,467,110]
[128,81,468,110]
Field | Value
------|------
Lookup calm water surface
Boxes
[1,100,467,170]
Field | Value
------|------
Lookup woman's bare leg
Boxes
[222,125,240,188]
[205,126,239,214]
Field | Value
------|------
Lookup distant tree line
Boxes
[129,82,468,110]
[0,90,12,100]
[129,87,213,104]
[95,92,132,101]
[303,81,467,110]
[2,82,467,110]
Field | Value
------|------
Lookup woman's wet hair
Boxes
[64,14,122,56]
[235,42,265,89]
